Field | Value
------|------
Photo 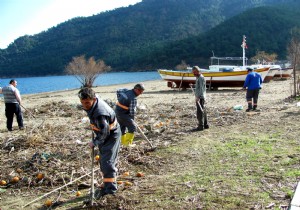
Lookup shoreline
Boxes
[0,79,165,130]
[0,78,296,131]
[20,78,161,97]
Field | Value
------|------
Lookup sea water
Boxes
[0,71,160,95]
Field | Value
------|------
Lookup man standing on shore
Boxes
[78,87,121,199]
[115,83,145,146]
[0,79,24,131]
[243,68,263,112]
[192,66,209,131]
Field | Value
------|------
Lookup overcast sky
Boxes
[0,0,142,49]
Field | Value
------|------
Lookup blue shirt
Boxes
[243,72,262,90]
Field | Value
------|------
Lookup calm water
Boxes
[0,71,161,95]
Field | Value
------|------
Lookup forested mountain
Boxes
[0,0,297,77]
[135,1,300,69]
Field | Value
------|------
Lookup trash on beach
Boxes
[81,117,89,123]
[75,140,84,145]
[297,102,300,107]
[137,104,147,110]
[233,105,243,110]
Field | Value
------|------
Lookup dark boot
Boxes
[94,182,117,199]
[197,125,204,131]
[94,188,108,200]
[191,126,203,132]
[253,105,257,110]
[246,103,253,112]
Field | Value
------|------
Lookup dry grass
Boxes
[0,78,299,209]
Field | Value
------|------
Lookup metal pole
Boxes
[90,132,95,205]
[242,35,246,67]
[20,104,36,118]
[135,122,154,148]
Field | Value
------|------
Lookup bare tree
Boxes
[287,27,300,97]
[250,51,277,64]
[65,55,111,87]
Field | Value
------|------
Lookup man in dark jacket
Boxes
[243,68,263,112]
[78,87,121,199]
[0,79,24,131]
[115,83,145,146]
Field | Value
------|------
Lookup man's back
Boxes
[244,72,262,90]
[115,88,136,114]
[2,85,18,103]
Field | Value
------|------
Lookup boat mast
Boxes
[241,35,247,67]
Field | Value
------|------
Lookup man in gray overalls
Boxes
[78,87,121,198]
[192,66,209,131]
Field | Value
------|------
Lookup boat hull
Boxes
[263,68,278,83]
[158,67,270,89]
[274,68,294,78]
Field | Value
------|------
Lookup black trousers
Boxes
[196,99,208,128]
[5,103,23,130]
[246,89,260,104]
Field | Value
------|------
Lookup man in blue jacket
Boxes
[243,68,263,112]
[115,83,145,146]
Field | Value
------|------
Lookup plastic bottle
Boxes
[233,105,243,110]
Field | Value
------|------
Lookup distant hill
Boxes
[134,2,300,69]
[0,0,296,77]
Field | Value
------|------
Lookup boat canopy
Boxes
[210,56,248,66]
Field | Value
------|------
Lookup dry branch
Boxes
[22,168,100,208]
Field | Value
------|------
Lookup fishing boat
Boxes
[273,67,294,78]
[158,67,270,89]
[158,35,270,89]
[207,49,277,83]
[263,67,278,82]
[250,64,279,82]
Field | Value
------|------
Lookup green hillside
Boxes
[135,2,300,69]
[0,0,296,77]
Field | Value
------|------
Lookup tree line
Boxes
[0,0,298,77]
